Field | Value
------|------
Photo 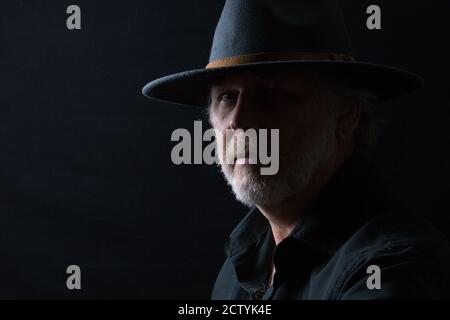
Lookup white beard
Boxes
[219,121,335,207]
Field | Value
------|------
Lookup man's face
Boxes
[208,70,339,207]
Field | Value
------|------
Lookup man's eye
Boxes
[217,92,237,104]
[261,88,298,105]
[265,88,284,99]
[266,88,276,96]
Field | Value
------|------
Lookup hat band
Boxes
[205,52,355,69]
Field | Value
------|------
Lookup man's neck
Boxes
[256,154,345,246]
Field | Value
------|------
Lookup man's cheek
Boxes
[278,132,296,158]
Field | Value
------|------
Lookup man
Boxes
[142,0,450,299]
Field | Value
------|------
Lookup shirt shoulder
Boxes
[332,210,450,299]
[341,210,450,262]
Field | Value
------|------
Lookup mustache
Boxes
[215,128,278,171]
[224,131,253,162]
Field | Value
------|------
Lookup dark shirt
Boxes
[211,157,450,300]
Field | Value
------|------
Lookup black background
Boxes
[0,0,449,299]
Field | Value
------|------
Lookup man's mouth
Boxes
[235,157,249,164]
[235,154,258,165]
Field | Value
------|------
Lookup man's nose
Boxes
[228,90,259,130]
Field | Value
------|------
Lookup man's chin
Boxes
[231,162,260,176]
[229,173,274,207]
[228,169,309,208]
[221,164,285,207]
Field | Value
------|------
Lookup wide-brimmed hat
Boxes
[142,0,422,107]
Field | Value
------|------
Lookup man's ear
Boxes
[335,97,361,142]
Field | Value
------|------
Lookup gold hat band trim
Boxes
[205,52,355,69]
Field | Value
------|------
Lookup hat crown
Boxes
[142,0,422,106]
[209,0,353,63]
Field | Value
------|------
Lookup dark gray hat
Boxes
[142,0,422,107]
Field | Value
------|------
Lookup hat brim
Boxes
[142,60,423,107]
